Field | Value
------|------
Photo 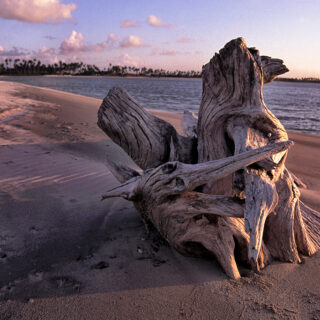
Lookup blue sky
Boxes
[0,0,319,77]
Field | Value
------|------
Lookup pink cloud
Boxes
[147,15,175,28]
[35,46,56,58]
[113,53,141,67]
[107,33,120,43]
[59,30,87,55]
[121,20,140,28]
[177,37,192,43]
[27,46,57,63]
[0,46,27,57]
[119,35,145,48]
[160,49,179,56]
[94,33,120,51]
[0,0,77,24]
[93,41,111,52]
[60,31,122,55]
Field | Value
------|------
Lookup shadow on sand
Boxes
[0,140,229,303]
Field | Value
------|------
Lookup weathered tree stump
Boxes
[97,38,320,279]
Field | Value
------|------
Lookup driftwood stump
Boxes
[97,38,320,279]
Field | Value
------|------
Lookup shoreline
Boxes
[0,80,319,319]
[0,74,202,80]
[1,79,319,137]
[1,80,319,209]
[2,74,320,84]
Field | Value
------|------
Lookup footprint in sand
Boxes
[50,276,81,292]
[91,261,109,269]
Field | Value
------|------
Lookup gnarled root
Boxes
[98,37,320,278]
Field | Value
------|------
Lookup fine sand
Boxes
[0,81,319,320]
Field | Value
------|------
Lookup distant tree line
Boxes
[1,59,318,82]
[275,77,320,83]
[0,58,202,78]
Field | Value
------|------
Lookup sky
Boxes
[0,0,319,77]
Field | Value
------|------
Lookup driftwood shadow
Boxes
[0,141,229,302]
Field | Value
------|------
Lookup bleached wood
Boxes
[300,201,320,249]
[98,87,196,169]
[102,142,291,201]
[244,169,278,265]
[264,169,316,261]
[260,55,289,84]
[196,38,289,269]
[102,142,291,279]
[181,110,198,138]
[289,171,307,189]
[98,37,320,279]
[196,37,319,271]
[104,154,141,183]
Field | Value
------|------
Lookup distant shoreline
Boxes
[1,74,320,83]
[0,74,201,80]
[275,77,320,84]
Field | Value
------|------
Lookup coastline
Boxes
[0,81,319,319]
[0,74,202,80]
[1,74,320,83]
[1,76,319,137]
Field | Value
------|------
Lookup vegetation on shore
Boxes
[0,58,319,82]
[0,58,201,78]
[275,77,320,84]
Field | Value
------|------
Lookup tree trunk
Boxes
[97,38,320,279]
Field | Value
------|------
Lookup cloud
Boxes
[93,33,120,52]
[147,15,162,26]
[121,20,140,28]
[160,49,179,56]
[93,41,111,52]
[0,0,77,24]
[0,46,27,57]
[0,45,57,63]
[115,53,141,67]
[59,30,86,55]
[119,35,145,48]
[59,31,121,55]
[27,46,58,63]
[34,46,56,58]
[177,37,192,43]
[150,47,180,56]
[43,35,57,40]
[107,33,120,43]
[147,15,175,28]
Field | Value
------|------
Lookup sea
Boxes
[1,76,319,136]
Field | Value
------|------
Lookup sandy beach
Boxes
[0,81,319,320]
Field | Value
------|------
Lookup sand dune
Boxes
[0,81,319,319]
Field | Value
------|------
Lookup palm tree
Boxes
[13,59,20,74]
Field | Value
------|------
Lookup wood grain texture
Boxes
[181,110,198,138]
[101,142,292,279]
[195,37,319,274]
[98,87,197,169]
[98,37,320,279]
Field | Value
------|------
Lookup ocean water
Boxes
[1,76,319,135]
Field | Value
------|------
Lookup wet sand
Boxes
[0,81,319,319]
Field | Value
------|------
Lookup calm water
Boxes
[1,76,319,135]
